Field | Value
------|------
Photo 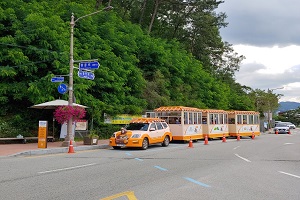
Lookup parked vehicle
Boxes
[282,122,296,129]
[274,123,290,134]
[109,118,172,150]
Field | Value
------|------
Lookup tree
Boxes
[0,0,259,137]
[116,0,244,83]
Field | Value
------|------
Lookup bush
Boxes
[0,120,21,138]
[0,116,37,138]
[96,123,123,139]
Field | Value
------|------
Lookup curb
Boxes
[5,144,110,157]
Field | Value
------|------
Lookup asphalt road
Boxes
[0,130,299,200]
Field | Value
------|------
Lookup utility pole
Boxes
[62,6,113,147]
[267,87,284,132]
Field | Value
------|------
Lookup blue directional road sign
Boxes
[78,70,95,80]
[58,83,68,94]
[51,77,64,82]
[79,61,100,70]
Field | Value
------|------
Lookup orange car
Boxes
[109,118,172,150]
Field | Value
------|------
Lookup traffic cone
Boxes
[204,135,208,145]
[222,134,226,142]
[188,137,193,148]
[68,140,75,153]
[275,130,278,135]
[237,133,240,141]
[288,129,291,134]
[252,132,255,140]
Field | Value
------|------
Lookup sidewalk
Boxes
[0,139,110,157]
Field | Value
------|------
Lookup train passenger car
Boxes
[228,110,260,137]
[154,106,203,141]
[202,109,229,139]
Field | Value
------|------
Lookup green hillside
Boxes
[0,0,280,137]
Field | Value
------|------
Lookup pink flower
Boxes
[54,106,86,124]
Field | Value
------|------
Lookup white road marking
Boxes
[38,163,97,174]
[235,154,251,162]
[283,143,294,145]
[233,146,240,150]
[278,171,300,179]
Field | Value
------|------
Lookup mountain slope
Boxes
[278,101,300,112]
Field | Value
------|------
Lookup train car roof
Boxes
[201,109,227,113]
[154,106,203,112]
[130,118,166,123]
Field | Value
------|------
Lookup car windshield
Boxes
[276,123,288,127]
[125,123,149,131]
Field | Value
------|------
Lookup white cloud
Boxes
[234,45,300,74]
[218,0,300,102]
[218,0,300,46]
[233,45,300,102]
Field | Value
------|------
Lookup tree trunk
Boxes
[148,0,161,34]
[95,0,103,10]
[139,0,147,25]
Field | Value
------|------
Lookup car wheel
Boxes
[141,138,149,150]
[113,146,121,149]
[162,136,170,147]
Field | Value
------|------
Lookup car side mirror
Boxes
[150,128,156,131]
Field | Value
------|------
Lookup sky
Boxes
[217,0,300,102]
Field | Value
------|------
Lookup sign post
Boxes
[58,83,68,94]
[51,77,64,82]
[79,61,100,70]
[78,71,95,80]
[38,121,48,148]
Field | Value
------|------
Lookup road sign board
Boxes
[79,61,100,70]
[58,83,68,94]
[51,77,64,82]
[78,70,95,80]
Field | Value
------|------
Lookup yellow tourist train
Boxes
[227,110,260,137]
[152,106,260,141]
[154,106,204,141]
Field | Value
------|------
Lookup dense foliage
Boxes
[0,0,279,137]
[275,108,300,126]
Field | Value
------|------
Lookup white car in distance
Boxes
[282,122,296,129]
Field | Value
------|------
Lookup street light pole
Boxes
[62,6,113,147]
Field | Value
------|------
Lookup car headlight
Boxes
[131,134,141,138]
